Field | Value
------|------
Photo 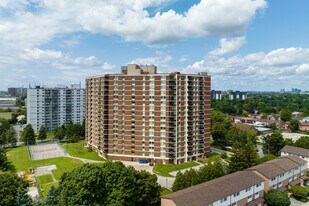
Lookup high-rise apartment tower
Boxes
[86,64,211,164]
[27,84,85,132]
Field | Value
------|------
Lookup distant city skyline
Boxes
[1,0,309,91]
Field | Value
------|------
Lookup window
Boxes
[233,192,240,197]
[220,197,227,203]
[270,177,276,181]
[255,192,259,198]
[231,203,237,206]
[256,182,262,187]
[245,187,251,192]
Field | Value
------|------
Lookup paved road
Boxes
[290,197,307,206]
[211,147,233,156]
[257,145,264,157]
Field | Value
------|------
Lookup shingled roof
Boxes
[162,171,264,206]
[281,145,309,157]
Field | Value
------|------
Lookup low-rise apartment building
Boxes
[161,171,265,206]
[281,145,309,168]
[161,155,307,206]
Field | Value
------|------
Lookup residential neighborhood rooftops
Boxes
[232,123,255,132]
[162,171,264,206]
[281,145,309,158]
[266,157,300,172]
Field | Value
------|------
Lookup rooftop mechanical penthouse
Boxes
[85,64,211,164]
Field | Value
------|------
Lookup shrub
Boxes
[290,186,308,200]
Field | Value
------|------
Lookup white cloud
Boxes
[185,47,309,90]
[0,0,267,49]
[130,52,172,66]
[208,37,246,56]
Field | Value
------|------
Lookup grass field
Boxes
[36,174,53,185]
[154,161,199,177]
[63,140,105,161]
[161,188,172,196]
[197,153,221,164]
[0,112,11,119]
[7,146,84,180]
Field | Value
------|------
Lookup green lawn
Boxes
[197,153,221,164]
[46,132,55,138]
[0,112,11,119]
[154,162,199,177]
[63,140,105,161]
[39,182,59,199]
[36,174,53,185]
[6,146,84,180]
[161,188,173,196]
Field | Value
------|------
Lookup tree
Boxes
[5,127,17,147]
[0,148,8,171]
[228,141,259,173]
[38,126,47,142]
[258,154,276,164]
[290,186,307,200]
[294,136,309,149]
[44,162,161,206]
[20,125,36,145]
[44,186,59,206]
[131,169,161,206]
[53,127,66,140]
[284,138,294,146]
[262,130,285,156]
[171,169,199,192]
[288,119,300,132]
[172,159,227,192]
[14,187,33,206]
[198,159,227,182]
[66,122,84,143]
[264,189,290,206]
[280,109,292,122]
[0,172,29,206]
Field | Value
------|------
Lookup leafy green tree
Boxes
[6,127,17,147]
[294,136,309,149]
[0,172,28,206]
[228,141,259,173]
[262,130,285,156]
[280,109,292,122]
[20,125,36,145]
[131,169,161,206]
[212,118,232,146]
[172,169,199,192]
[53,127,66,140]
[258,154,277,164]
[264,189,290,206]
[261,113,267,119]
[0,147,8,171]
[38,126,47,142]
[45,162,161,206]
[284,138,294,146]
[290,186,307,200]
[14,187,33,206]
[44,186,59,206]
[198,159,227,183]
[66,122,84,143]
[288,119,300,132]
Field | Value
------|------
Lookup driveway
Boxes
[290,198,308,206]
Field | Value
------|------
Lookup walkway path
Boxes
[66,154,105,164]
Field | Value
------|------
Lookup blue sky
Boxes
[0,0,309,91]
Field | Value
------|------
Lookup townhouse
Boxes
[161,171,265,206]
[161,155,307,206]
[246,155,307,191]
[281,145,309,168]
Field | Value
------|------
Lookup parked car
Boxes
[138,159,148,164]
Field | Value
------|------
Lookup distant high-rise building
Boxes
[27,84,85,132]
[292,88,301,93]
[8,87,27,96]
[211,90,222,100]
[85,64,211,164]
[227,90,247,100]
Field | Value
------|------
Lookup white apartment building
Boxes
[27,84,85,132]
